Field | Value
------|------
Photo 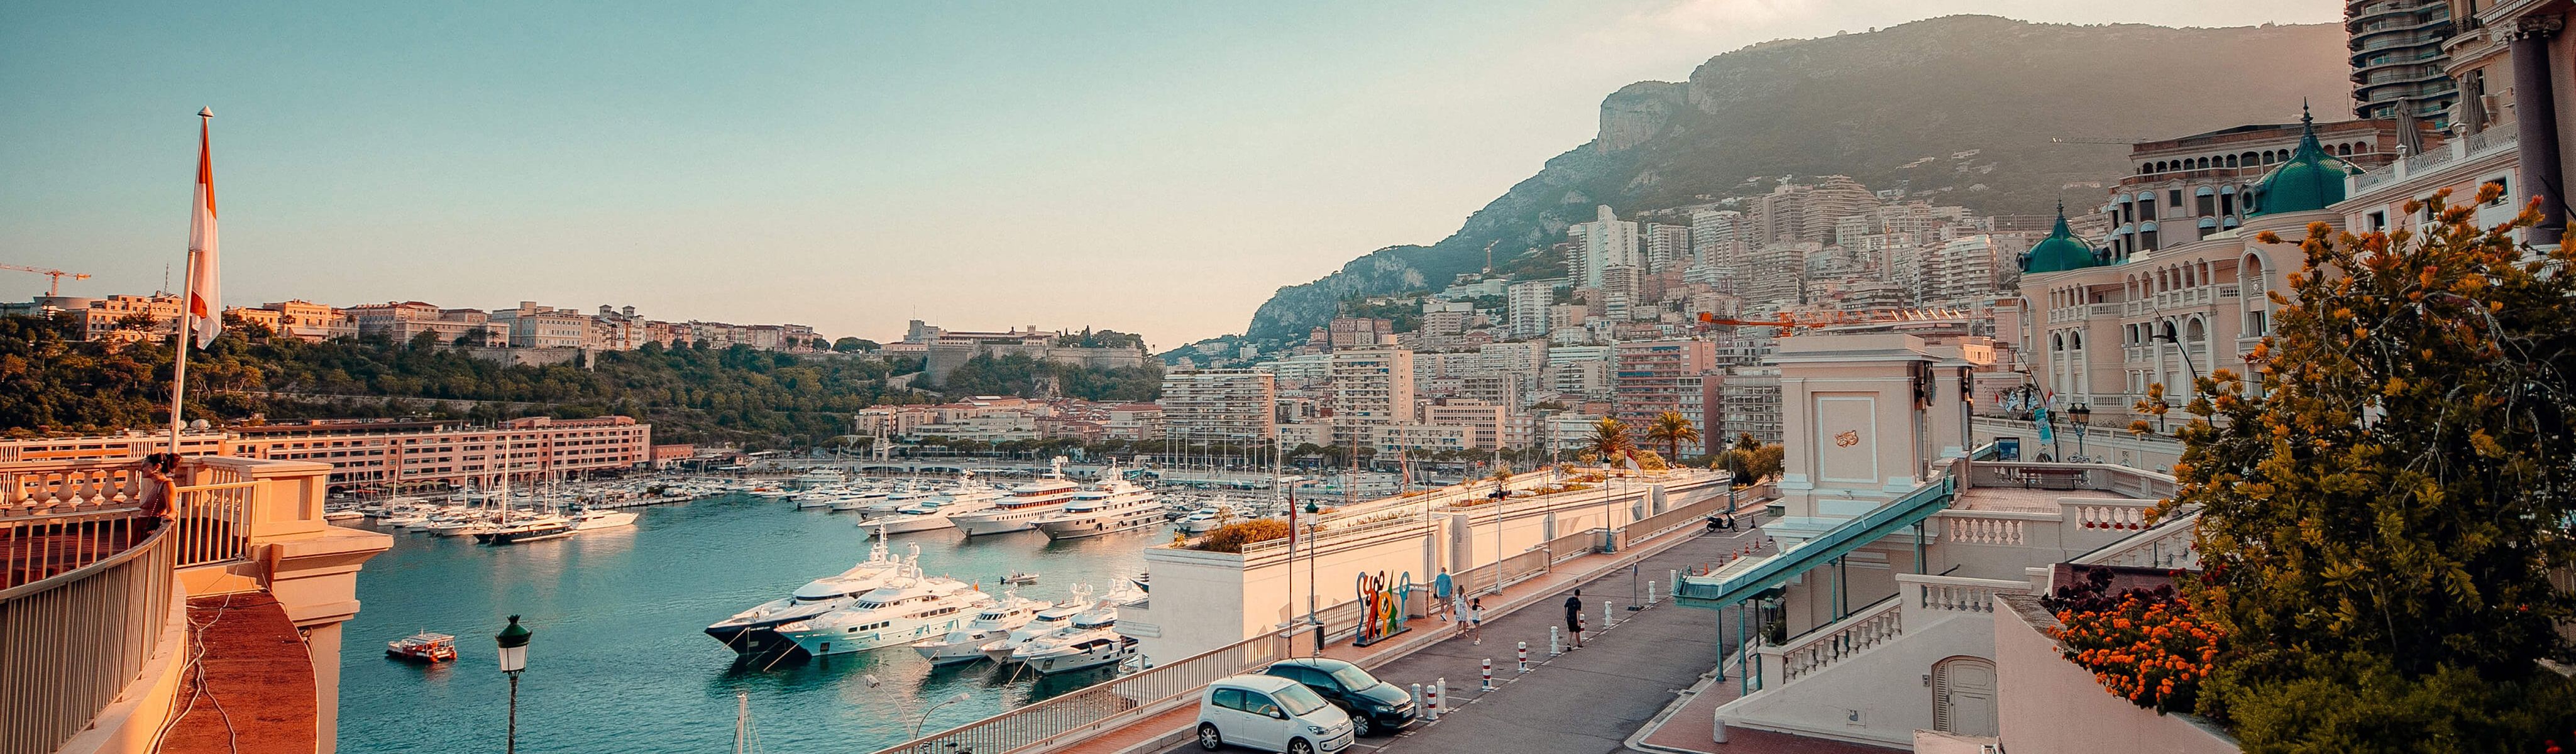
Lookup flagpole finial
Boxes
[198,107,212,119]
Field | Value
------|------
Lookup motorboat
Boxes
[773,561,996,657]
[1002,571,1040,586]
[1175,506,1232,535]
[977,586,1094,663]
[324,509,366,522]
[870,493,1001,534]
[791,489,843,509]
[703,530,905,657]
[1008,605,1131,674]
[829,489,891,513]
[952,458,1083,537]
[910,591,1050,665]
[572,508,638,531]
[795,469,845,485]
[1032,475,1161,540]
[385,631,458,663]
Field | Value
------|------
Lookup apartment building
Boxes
[490,302,593,349]
[1326,345,1413,448]
[228,415,652,490]
[345,302,505,346]
[1157,369,1276,444]
[1416,399,1507,451]
[1612,339,1719,456]
[2348,0,2457,120]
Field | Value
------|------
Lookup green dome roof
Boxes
[2022,204,2101,274]
[2247,105,2357,216]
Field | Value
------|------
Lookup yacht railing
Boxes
[0,523,177,754]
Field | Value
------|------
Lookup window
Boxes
[1275,684,1331,716]
[2169,189,2184,208]
[2140,197,2157,219]
[2368,210,2387,231]
[2483,178,2511,206]
[1213,688,1247,711]
[2197,192,2216,216]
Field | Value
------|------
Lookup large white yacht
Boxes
[773,558,996,657]
[951,458,1083,537]
[910,591,1051,665]
[871,482,1005,534]
[1008,603,1131,674]
[1032,473,1161,540]
[703,529,903,657]
[828,488,890,513]
[977,586,1095,663]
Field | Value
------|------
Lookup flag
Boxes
[185,109,221,348]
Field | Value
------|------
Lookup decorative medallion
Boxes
[1834,430,1861,448]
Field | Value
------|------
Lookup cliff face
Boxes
[1228,14,2348,347]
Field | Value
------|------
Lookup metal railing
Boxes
[2,510,156,589]
[866,631,1289,754]
[172,481,255,568]
[0,523,177,754]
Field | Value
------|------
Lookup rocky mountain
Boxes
[1226,14,2350,347]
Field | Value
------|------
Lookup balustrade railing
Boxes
[2067,500,2155,531]
[1900,574,2032,616]
[1937,511,2030,546]
[2072,508,2203,571]
[0,459,150,516]
[1769,595,1902,682]
[171,481,255,568]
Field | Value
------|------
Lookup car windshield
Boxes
[1273,684,1329,716]
[1327,665,1375,691]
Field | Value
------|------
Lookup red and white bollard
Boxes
[1425,679,1441,721]
[1480,658,1495,691]
[1516,641,1530,673]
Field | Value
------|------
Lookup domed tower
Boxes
[2021,202,2105,274]
[2246,105,2360,217]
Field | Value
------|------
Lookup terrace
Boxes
[1,454,390,754]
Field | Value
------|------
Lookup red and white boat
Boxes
[386,631,459,663]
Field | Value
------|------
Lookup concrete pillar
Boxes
[2513,16,2567,245]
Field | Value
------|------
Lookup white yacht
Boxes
[1008,604,1131,674]
[791,488,844,509]
[951,458,1083,537]
[703,530,904,657]
[794,469,845,485]
[773,560,996,657]
[828,488,890,513]
[978,586,1095,663]
[1033,474,1161,540]
[910,591,1051,665]
[571,508,638,531]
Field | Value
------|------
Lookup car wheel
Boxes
[1288,738,1314,754]
[1196,723,1222,751]
[1350,712,1374,737]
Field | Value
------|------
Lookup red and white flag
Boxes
[185,109,221,348]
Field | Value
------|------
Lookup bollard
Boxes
[1605,601,1616,628]
[1516,641,1530,673]
[1647,581,1660,606]
[1669,569,1679,595]
[1411,682,1424,715]
[1714,714,1729,743]
[1481,658,1495,691]
[1549,626,1563,656]
[1426,680,1441,721]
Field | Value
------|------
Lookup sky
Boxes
[0,1,2341,349]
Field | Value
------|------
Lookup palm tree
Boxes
[1585,418,1632,466]
[1489,465,1513,497]
[1644,411,1700,464]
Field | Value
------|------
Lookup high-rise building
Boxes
[1690,209,1745,268]
[1612,339,1718,456]
[2347,0,2455,121]
[1157,369,1277,444]
[1644,223,1692,273]
[1569,205,1639,288]
[1507,280,1556,337]
[1712,366,1784,447]
[1328,345,1414,447]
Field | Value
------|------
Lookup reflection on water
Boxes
[338,496,1155,754]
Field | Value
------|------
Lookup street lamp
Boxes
[2067,403,2093,462]
[911,691,974,738]
[1305,498,1323,655]
[495,615,532,754]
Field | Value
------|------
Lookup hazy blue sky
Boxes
[1,1,2338,348]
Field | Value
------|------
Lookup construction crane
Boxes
[1,264,92,297]
[1696,307,1971,337]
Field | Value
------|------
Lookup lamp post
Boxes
[1305,498,1322,655]
[495,615,532,754]
[2067,403,2092,462]
[911,692,974,738]
[2154,321,2203,434]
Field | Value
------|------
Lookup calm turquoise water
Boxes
[337,495,1155,753]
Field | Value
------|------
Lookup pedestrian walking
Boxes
[1434,568,1455,623]
[1564,589,1585,648]
[1467,598,1484,645]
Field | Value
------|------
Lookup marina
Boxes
[336,487,1159,754]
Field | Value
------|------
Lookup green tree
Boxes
[1584,417,1631,463]
[832,337,877,352]
[1644,410,1700,462]
[2159,187,2576,751]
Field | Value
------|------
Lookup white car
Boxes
[1194,675,1355,754]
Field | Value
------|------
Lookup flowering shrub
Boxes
[2044,567,2220,714]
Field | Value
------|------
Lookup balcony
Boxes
[1,455,389,754]
[2350,127,2519,195]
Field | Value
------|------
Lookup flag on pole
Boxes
[185,108,221,348]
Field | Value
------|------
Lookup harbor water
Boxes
[337,494,1155,753]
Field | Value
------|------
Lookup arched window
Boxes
[2050,332,2064,352]
[2070,332,2084,349]
[2337,143,2353,156]
[2226,155,2240,167]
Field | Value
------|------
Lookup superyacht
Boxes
[1032,472,1162,540]
[771,553,996,657]
[702,528,903,657]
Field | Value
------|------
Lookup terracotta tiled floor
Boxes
[163,593,319,754]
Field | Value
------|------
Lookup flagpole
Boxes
[170,107,212,456]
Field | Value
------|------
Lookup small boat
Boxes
[475,515,576,545]
[324,509,366,522]
[571,508,638,531]
[386,631,458,663]
[1002,571,1040,585]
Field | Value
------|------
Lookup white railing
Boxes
[2067,499,2157,532]
[0,521,176,754]
[170,481,255,569]
[867,630,1290,754]
[0,459,151,516]
[1899,574,2033,616]
[1768,595,1902,682]
[1937,511,2032,546]
[2072,508,2203,571]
